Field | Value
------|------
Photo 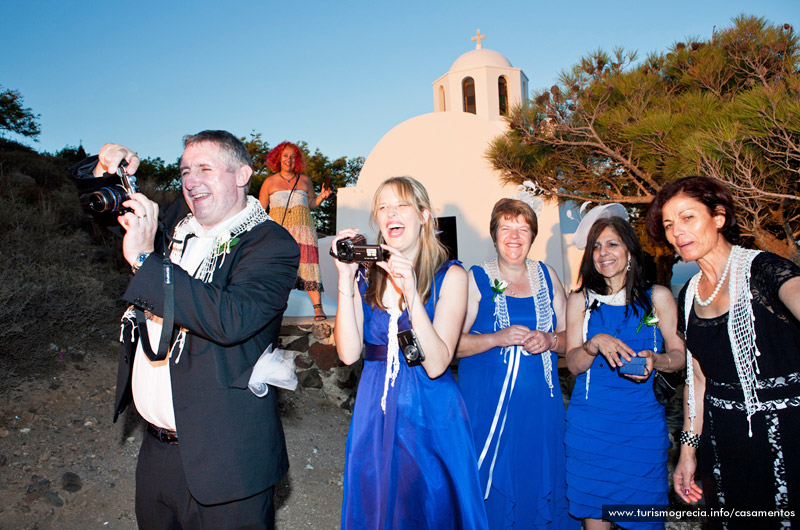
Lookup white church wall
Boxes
[296,38,582,319]
[336,111,568,288]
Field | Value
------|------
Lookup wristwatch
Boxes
[132,252,151,274]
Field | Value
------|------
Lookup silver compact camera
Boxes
[398,329,425,366]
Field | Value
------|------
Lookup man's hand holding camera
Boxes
[93,143,141,178]
[95,143,157,268]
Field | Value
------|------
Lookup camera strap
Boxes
[135,258,175,362]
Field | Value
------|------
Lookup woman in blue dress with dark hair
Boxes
[332,176,487,530]
[564,210,685,530]
[457,197,577,529]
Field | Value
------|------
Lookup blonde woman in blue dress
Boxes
[332,176,487,530]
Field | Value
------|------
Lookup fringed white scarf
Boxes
[171,196,271,283]
[477,258,554,499]
[380,282,403,414]
[120,196,271,362]
[684,245,762,436]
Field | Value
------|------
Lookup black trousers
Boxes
[135,430,275,530]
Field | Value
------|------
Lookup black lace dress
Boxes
[678,252,800,527]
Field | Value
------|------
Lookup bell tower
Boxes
[432,30,528,123]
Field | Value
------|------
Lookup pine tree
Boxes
[488,15,800,281]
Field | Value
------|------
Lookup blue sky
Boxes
[1,0,797,163]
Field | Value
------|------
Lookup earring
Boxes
[626,259,631,272]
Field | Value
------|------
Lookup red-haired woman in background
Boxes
[259,141,332,320]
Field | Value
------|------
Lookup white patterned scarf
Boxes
[684,245,762,436]
[476,258,555,499]
[122,196,271,362]
[171,196,271,283]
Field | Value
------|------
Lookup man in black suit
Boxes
[78,131,299,529]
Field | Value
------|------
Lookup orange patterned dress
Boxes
[269,189,323,292]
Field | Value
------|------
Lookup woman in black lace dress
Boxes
[646,176,800,528]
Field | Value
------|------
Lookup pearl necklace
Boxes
[695,246,735,307]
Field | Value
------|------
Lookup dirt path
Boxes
[0,344,703,530]
[0,345,350,530]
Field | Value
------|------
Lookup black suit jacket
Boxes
[113,197,300,505]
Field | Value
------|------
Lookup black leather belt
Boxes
[146,423,179,445]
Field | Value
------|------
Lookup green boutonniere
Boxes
[215,232,240,256]
[491,279,509,302]
[636,310,659,334]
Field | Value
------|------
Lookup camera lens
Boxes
[89,185,128,213]
[403,344,419,362]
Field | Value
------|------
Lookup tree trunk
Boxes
[751,228,800,265]
[655,255,676,287]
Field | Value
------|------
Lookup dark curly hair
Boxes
[266,141,306,174]
[646,176,739,247]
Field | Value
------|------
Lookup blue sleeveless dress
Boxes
[458,264,577,529]
[341,260,488,530]
[565,291,669,530]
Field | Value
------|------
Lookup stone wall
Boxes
[279,317,359,411]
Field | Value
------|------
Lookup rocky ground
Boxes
[0,343,350,530]
[0,337,703,530]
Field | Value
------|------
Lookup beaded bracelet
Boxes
[679,430,700,448]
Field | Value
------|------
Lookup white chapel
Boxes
[290,31,581,317]
[332,30,567,276]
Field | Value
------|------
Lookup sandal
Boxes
[313,303,327,321]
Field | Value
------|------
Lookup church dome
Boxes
[449,48,512,72]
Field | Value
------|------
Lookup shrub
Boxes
[0,142,127,389]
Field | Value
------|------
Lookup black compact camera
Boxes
[72,160,140,219]
[398,329,425,366]
[332,235,386,263]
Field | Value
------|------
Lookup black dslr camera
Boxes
[71,160,140,220]
[331,235,386,263]
[398,329,425,366]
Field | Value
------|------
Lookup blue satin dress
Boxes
[565,292,669,530]
[341,261,488,530]
[458,265,577,529]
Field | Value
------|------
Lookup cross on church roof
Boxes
[471,29,486,50]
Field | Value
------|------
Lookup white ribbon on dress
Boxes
[477,258,554,499]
